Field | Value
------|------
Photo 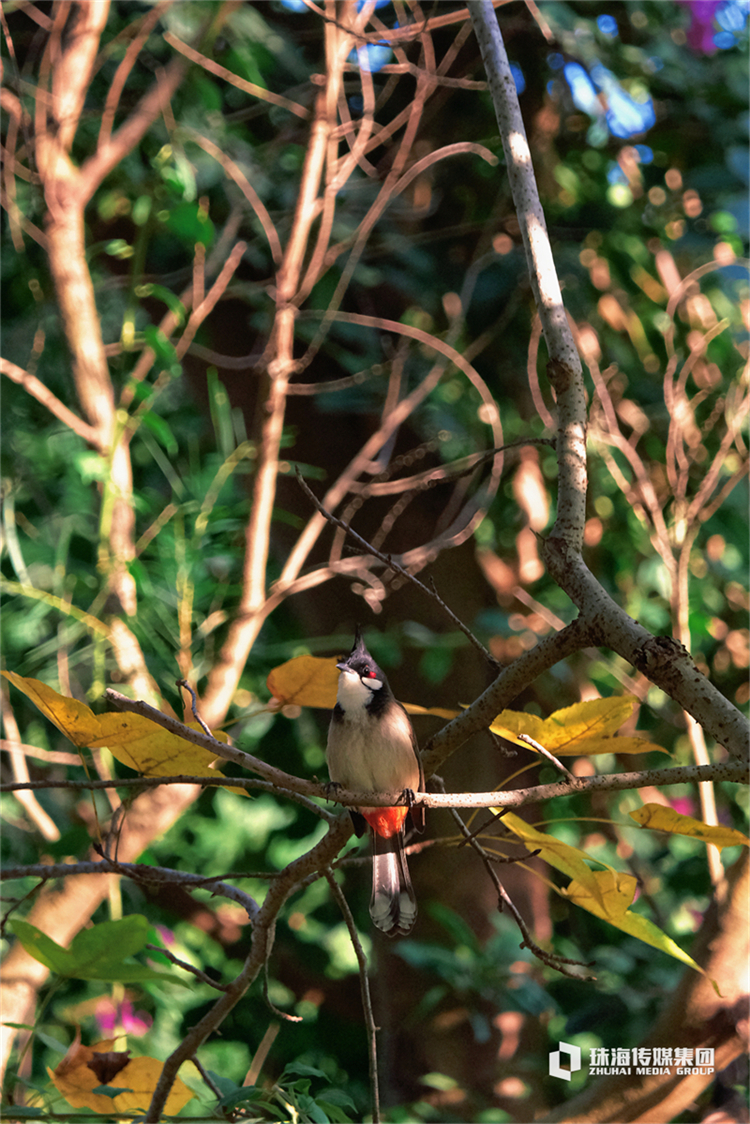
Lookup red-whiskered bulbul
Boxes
[327,628,425,937]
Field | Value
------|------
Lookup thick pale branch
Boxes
[49,0,110,154]
[98,690,748,813]
[471,1,748,773]
[200,36,351,725]
[541,544,750,763]
[469,0,587,548]
[4,758,746,811]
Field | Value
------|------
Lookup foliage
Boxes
[1,1,748,1122]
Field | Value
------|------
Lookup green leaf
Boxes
[164,201,215,247]
[143,324,180,368]
[8,917,190,985]
[91,1084,134,1099]
[318,1089,357,1109]
[282,1062,328,1080]
[31,1030,68,1055]
[316,1102,356,1123]
[141,412,179,456]
[135,283,186,325]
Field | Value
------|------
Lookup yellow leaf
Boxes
[97,715,222,777]
[2,672,102,747]
[564,871,714,985]
[490,696,667,755]
[564,867,639,921]
[539,696,637,747]
[490,710,546,747]
[501,813,719,991]
[574,735,669,757]
[402,703,460,720]
[49,1040,193,1114]
[266,655,339,708]
[629,803,750,851]
[500,813,610,911]
[3,672,227,779]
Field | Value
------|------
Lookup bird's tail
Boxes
[370,830,417,937]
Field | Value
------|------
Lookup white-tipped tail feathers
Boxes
[370,832,417,937]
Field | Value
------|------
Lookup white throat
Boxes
[336,667,380,713]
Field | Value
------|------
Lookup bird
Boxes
[326,627,425,937]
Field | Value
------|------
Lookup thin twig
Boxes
[432,777,595,979]
[325,868,381,1124]
[296,468,500,670]
[517,733,575,781]
[190,1054,226,1103]
[163,30,309,120]
[144,944,231,992]
[176,678,213,738]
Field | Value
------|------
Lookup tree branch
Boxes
[0,357,101,449]
[470,0,587,547]
[144,817,352,1121]
[540,546,750,763]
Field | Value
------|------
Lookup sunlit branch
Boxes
[185,129,283,266]
[470,0,587,548]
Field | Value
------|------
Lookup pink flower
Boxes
[670,796,697,817]
[94,997,152,1037]
[676,0,722,52]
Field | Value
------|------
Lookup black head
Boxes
[335,627,393,714]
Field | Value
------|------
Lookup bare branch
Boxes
[295,469,500,668]
[184,129,283,266]
[0,357,102,449]
[163,30,310,120]
[325,869,381,1123]
[470,0,587,547]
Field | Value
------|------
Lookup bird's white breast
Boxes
[328,672,419,795]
